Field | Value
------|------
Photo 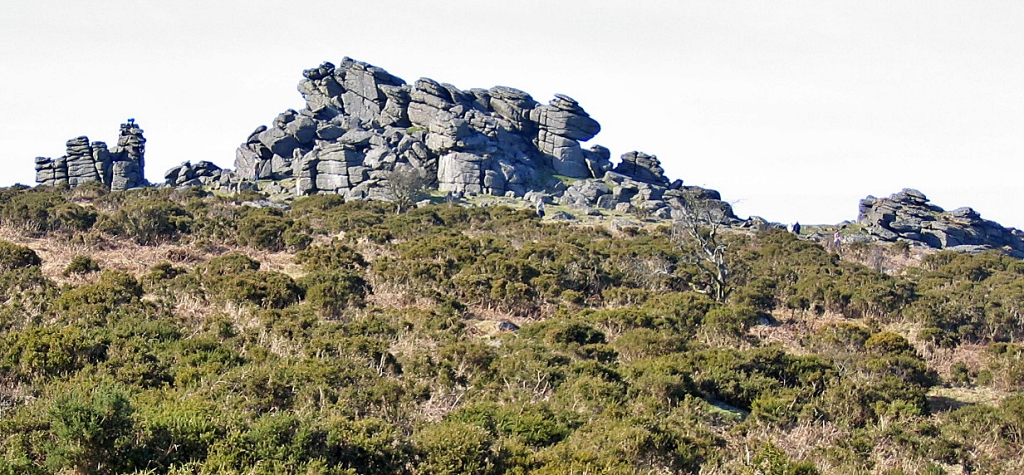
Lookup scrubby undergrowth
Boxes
[1,185,1022,475]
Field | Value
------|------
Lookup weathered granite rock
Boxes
[64,137,99,186]
[35,121,146,191]
[165,160,223,187]
[531,94,601,178]
[130,55,732,218]
[859,189,1024,256]
[613,151,669,186]
[233,57,617,199]
[109,122,147,190]
[26,57,738,226]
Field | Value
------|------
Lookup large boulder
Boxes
[613,151,669,186]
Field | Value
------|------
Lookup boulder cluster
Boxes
[164,161,226,188]
[859,189,1024,257]
[23,57,1024,259]
[230,57,735,220]
[35,121,147,191]
[554,151,733,221]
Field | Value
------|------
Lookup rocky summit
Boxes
[34,121,147,191]
[230,57,737,222]
[859,188,1024,257]
[27,57,1024,258]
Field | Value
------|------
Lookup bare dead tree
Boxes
[673,200,732,302]
[385,164,427,214]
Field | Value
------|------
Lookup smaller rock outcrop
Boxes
[558,151,737,223]
[613,151,669,186]
[164,161,226,188]
[35,121,147,191]
[859,189,1024,257]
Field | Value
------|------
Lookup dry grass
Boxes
[363,280,435,310]
[751,309,851,356]
[928,386,1006,409]
[839,241,933,276]
[417,387,467,423]
[0,224,304,284]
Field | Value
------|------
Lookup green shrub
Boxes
[194,253,301,309]
[57,271,143,306]
[749,442,820,475]
[0,240,42,271]
[95,198,192,245]
[0,326,106,382]
[412,420,498,475]
[198,253,261,277]
[63,255,101,276]
[143,261,183,284]
[294,241,368,272]
[213,271,303,309]
[299,270,369,315]
[44,381,137,474]
[0,187,97,235]
[235,208,311,251]
[702,304,760,338]
[540,321,606,347]
[612,327,685,362]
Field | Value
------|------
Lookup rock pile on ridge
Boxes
[164,160,226,188]
[35,121,147,191]
[229,56,736,221]
[859,189,1024,257]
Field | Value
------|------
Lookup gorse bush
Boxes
[63,255,101,276]
[295,240,368,272]
[188,253,302,309]
[0,187,97,235]
[0,240,41,271]
[236,207,312,252]
[298,270,369,316]
[95,198,192,245]
[908,250,1024,345]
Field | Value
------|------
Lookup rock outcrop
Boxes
[35,121,147,191]
[859,189,1024,257]
[227,56,734,221]
[164,160,226,188]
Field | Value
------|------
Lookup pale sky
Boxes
[2,1,1021,228]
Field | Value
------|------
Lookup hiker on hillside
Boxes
[792,222,801,235]
[536,199,545,219]
[833,230,842,249]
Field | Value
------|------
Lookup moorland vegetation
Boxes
[1,183,1023,474]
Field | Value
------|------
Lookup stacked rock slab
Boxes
[530,94,607,178]
[110,122,147,191]
[234,57,614,200]
[35,121,146,191]
[614,151,669,186]
[859,189,1024,256]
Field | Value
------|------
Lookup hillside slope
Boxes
[2,184,1023,474]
